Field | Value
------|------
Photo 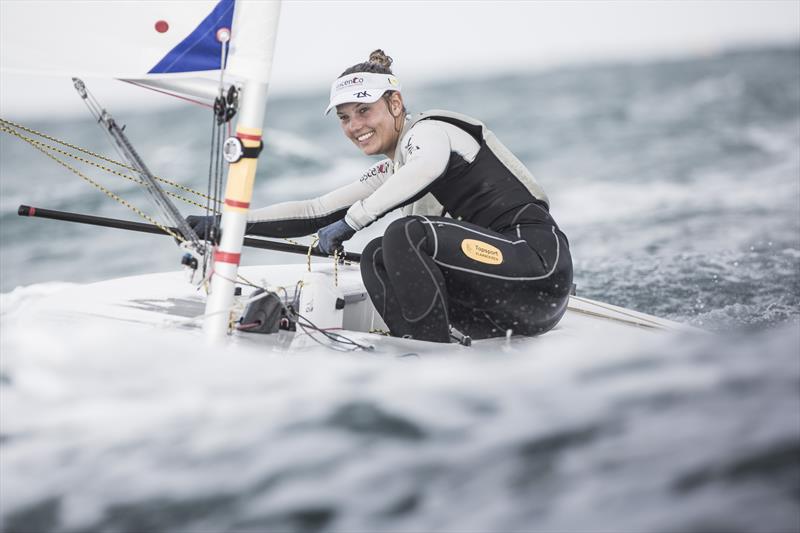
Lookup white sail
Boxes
[0,0,279,100]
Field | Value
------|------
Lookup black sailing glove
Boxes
[317,219,356,255]
[186,214,221,243]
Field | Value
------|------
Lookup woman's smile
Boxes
[356,130,375,145]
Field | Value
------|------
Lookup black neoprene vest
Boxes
[413,113,550,231]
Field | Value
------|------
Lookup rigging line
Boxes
[307,236,320,272]
[203,29,231,274]
[294,314,373,351]
[215,120,224,223]
[294,317,356,352]
[211,31,228,229]
[202,115,215,277]
[75,79,201,248]
[75,79,105,121]
[2,127,219,212]
[110,120,198,244]
[235,273,265,290]
[120,80,214,109]
[205,112,218,229]
[296,321,359,352]
[2,118,315,255]
[207,266,370,352]
[333,249,340,287]
[201,115,220,276]
[212,122,220,216]
[76,80,138,187]
[0,118,221,203]
[17,131,184,242]
[172,274,273,327]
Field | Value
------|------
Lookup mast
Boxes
[204,0,281,340]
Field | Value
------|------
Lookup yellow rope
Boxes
[282,236,306,247]
[304,235,341,286]
[14,128,184,242]
[2,117,327,259]
[236,272,263,290]
[333,248,340,287]
[0,117,217,203]
[1,126,219,212]
[307,236,319,272]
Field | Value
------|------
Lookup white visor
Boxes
[325,72,402,115]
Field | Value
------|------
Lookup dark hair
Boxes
[339,49,394,77]
[339,49,405,119]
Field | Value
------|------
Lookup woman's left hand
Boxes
[317,219,356,255]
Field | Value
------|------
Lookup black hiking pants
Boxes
[360,209,573,343]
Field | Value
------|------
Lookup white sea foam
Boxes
[1,310,797,531]
[0,282,77,317]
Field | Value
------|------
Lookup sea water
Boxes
[1,46,799,532]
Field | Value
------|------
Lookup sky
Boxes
[1,0,798,119]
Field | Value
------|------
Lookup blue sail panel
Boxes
[148,0,235,74]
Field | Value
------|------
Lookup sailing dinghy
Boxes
[1,0,690,354]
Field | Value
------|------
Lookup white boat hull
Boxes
[15,263,691,356]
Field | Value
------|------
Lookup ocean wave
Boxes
[1,317,797,532]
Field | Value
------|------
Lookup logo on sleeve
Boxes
[461,239,504,265]
[404,136,420,156]
[360,161,391,182]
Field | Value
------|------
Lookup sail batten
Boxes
[123,78,228,104]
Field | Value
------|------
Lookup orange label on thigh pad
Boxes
[461,239,504,265]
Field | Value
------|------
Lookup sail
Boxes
[0,0,280,100]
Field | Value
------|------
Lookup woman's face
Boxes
[336,93,404,158]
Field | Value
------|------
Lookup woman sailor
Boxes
[191,50,573,343]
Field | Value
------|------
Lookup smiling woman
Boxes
[186,49,573,343]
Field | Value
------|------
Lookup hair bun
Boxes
[368,49,393,69]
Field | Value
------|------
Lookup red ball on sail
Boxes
[154,20,169,33]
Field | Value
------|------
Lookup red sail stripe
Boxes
[214,250,241,265]
[224,199,250,209]
[237,132,262,141]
